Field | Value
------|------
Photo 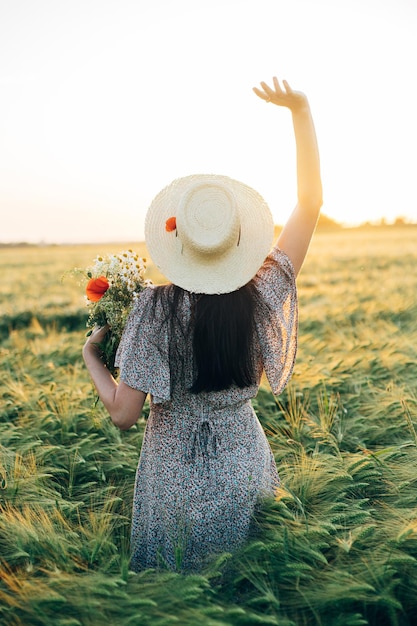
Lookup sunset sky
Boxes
[1,0,416,243]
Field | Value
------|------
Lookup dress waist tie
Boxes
[186,412,220,463]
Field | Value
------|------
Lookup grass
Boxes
[1,226,417,625]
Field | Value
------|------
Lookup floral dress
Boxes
[115,247,298,572]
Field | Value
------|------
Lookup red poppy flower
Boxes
[165,216,177,232]
[86,276,109,302]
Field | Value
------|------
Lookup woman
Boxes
[83,76,322,572]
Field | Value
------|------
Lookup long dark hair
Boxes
[190,284,258,392]
[151,282,264,393]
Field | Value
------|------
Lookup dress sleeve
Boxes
[254,246,298,395]
[114,287,171,404]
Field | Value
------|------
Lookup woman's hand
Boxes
[83,325,110,355]
[253,77,308,112]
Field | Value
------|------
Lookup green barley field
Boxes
[1,226,417,625]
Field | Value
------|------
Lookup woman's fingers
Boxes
[260,80,275,96]
[273,76,284,93]
[254,76,307,112]
[252,86,270,100]
[88,325,110,341]
[253,77,288,102]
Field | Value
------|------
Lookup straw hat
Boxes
[145,174,274,294]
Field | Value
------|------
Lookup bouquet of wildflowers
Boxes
[82,250,150,375]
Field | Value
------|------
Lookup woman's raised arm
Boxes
[253,77,323,276]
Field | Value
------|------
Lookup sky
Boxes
[1,0,416,243]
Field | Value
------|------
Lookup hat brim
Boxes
[145,174,274,294]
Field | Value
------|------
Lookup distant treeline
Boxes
[315,214,417,230]
[0,241,61,248]
[273,214,416,237]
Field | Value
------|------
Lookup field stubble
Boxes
[1,227,417,625]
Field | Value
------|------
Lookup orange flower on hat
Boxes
[165,216,177,232]
[86,276,110,302]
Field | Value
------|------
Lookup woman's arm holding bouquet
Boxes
[253,77,323,276]
[83,326,146,430]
